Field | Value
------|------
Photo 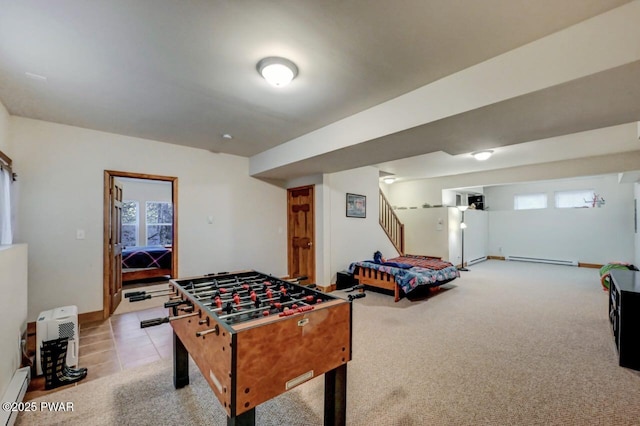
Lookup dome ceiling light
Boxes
[256,57,298,87]
[471,150,494,161]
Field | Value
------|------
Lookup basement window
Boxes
[514,193,547,210]
[555,189,601,208]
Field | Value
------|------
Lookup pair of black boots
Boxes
[40,337,87,389]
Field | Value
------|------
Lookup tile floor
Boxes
[25,305,172,401]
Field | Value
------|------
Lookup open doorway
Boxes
[103,170,178,318]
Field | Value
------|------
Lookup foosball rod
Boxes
[187,278,285,295]
[180,275,263,290]
[202,291,303,312]
[129,292,174,302]
[124,287,173,298]
[192,283,295,301]
[139,310,200,328]
[188,280,291,298]
[215,294,318,320]
[199,287,305,308]
[186,274,297,292]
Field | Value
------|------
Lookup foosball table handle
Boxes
[348,293,366,301]
[196,325,219,337]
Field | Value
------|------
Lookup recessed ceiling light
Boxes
[222,133,233,140]
[471,150,494,161]
[256,57,298,87]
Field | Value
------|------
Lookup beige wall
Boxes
[0,99,9,154]
[327,166,398,282]
[0,244,28,399]
[10,117,287,321]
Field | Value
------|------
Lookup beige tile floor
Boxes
[25,305,172,401]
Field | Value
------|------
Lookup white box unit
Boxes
[35,305,79,376]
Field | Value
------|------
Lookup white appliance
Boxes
[35,305,79,376]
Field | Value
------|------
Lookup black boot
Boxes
[40,337,87,389]
[41,338,87,377]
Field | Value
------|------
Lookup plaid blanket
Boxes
[388,254,453,270]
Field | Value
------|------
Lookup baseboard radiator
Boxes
[1,367,31,426]
[505,255,578,266]
[467,256,487,266]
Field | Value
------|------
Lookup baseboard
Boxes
[578,262,604,269]
[318,284,336,293]
[488,256,602,269]
[78,310,105,324]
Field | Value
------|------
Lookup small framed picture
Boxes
[346,193,366,218]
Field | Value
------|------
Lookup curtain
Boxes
[0,167,12,244]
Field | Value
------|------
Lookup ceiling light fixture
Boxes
[471,150,494,161]
[222,133,233,140]
[383,177,396,184]
[257,57,298,87]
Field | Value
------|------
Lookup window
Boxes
[121,201,138,247]
[146,201,173,246]
[0,150,15,245]
[555,189,601,208]
[514,193,547,210]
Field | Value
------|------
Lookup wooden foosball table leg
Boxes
[324,364,347,426]
[173,331,189,389]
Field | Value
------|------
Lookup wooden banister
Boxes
[379,189,404,255]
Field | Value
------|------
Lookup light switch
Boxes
[76,229,85,240]
[207,216,214,224]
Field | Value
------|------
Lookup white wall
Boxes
[463,209,489,264]
[327,167,398,284]
[396,207,450,260]
[120,178,172,247]
[395,206,488,266]
[0,99,9,153]
[0,100,28,398]
[10,117,287,321]
[0,244,28,399]
[485,175,634,264]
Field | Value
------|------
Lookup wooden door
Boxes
[287,185,315,284]
[109,178,124,314]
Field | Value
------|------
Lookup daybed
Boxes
[349,254,459,302]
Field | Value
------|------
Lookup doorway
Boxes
[287,185,315,284]
[103,170,178,318]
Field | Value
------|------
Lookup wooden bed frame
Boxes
[353,267,402,302]
[353,255,445,302]
[122,267,172,282]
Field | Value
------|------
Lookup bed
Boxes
[348,254,459,302]
[122,245,172,282]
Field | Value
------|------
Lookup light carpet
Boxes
[18,261,640,425]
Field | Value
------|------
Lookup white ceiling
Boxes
[0,0,638,181]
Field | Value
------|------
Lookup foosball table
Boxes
[142,270,354,426]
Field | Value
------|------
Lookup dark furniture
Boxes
[609,269,640,371]
[467,194,484,210]
[336,270,358,290]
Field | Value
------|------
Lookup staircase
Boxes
[379,189,404,255]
